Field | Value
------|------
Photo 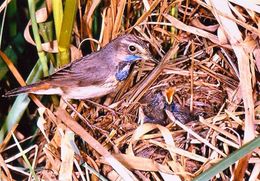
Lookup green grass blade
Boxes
[58,0,77,66]
[7,0,17,39]
[28,0,48,77]
[0,61,42,142]
[193,136,260,181]
[0,46,17,80]
[52,0,63,42]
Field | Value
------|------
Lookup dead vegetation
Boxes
[1,0,259,180]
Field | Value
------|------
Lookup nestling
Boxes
[140,87,193,125]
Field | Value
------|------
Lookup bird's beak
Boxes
[163,87,175,105]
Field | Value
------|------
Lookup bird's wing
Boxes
[46,57,116,87]
[3,58,117,97]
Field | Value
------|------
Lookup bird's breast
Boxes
[62,75,119,99]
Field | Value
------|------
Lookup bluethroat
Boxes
[140,87,193,125]
[4,34,155,99]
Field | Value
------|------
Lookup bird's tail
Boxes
[3,82,52,97]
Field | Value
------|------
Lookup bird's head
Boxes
[109,34,157,63]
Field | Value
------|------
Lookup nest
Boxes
[1,1,259,180]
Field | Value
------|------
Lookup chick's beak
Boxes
[163,87,176,105]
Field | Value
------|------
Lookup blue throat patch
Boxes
[170,103,178,112]
[115,63,131,81]
[116,70,129,81]
[125,55,141,62]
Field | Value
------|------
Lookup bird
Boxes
[4,34,155,99]
[139,87,193,125]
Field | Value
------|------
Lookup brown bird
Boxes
[140,87,193,125]
[4,34,155,99]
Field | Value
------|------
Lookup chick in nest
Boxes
[139,87,194,125]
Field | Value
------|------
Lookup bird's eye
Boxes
[128,45,137,52]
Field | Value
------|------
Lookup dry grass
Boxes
[1,0,259,180]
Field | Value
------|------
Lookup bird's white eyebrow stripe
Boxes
[121,39,135,44]
[121,39,141,46]
[121,39,146,52]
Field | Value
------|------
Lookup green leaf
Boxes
[193,136,260,181]
[0,60,43,142]
[58,0,77,66]
[0,46,17,80]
